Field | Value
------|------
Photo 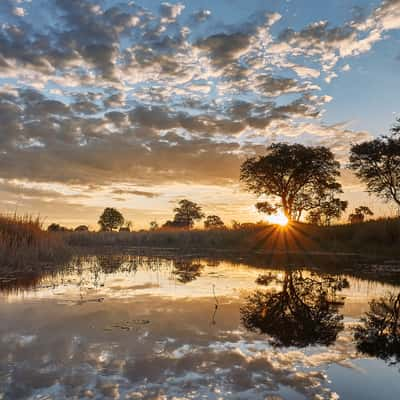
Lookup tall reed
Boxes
[0,214,70,269]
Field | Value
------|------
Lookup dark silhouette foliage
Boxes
[348,206,374,224]
[240,143,343,221]
[98,208,124,231]
[241,270,346,347]
[74,225,89,232]
[204,215,225,229]
[355,293,400,365]
[349,135,400,207]
[163,199,204,229]
[306,197,348,226]
[47,223,71,232]
[172,260,203,283]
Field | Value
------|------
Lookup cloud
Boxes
[192,9,211,22]
[160,2,185,24]
[111,189,160,198]
[0,0,397,223]
[13,7,25,16]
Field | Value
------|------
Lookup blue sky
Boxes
[0,0,399,227]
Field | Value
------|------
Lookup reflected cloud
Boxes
[1,257,400,399]
[0,297,355,400]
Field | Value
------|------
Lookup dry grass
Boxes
[0,214,70,269]
[65,218,400,257]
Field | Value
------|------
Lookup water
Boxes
[1,254,400,399]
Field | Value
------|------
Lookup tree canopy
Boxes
[47,223,70,232]
[204,215,225,229]
[240,143,343,221]
[164,199,204,229]
[306,197,348,226]
[98,208,124,231]
[348,206,374,224]
[349,136,400,207]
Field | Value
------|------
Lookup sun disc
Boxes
[265,211,289,227]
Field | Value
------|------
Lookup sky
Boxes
[0,0,399,229]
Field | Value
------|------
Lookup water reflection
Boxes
[172,260,203,283]
[241,270,347,347]
[1,255,400,399]
[355,292,400,365]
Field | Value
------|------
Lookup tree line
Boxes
[48,118,400,232]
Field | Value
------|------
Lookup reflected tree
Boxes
[172,260,203,283]
[354,292,400,365]
[96,255,137,274]
[241,270,347,347]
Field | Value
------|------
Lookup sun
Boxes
[265,211,289,227]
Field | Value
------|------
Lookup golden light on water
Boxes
[265,211,289,227]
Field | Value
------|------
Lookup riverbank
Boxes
[65,217,400,257]
[1,215,400,275]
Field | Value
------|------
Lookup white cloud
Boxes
[13,7,25,17]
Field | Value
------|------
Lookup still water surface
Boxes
[1,255,400,399]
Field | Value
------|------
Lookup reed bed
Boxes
[0,214,70,270]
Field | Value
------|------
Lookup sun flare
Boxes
[265,211,289,227]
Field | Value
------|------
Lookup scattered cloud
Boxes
[0,0,398,224]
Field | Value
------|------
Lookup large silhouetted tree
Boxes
[241,270,346,347]
[240,143,343,221]
[98,208,124,231]
[349,134,400,208]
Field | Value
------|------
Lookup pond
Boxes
[1,254,400,399]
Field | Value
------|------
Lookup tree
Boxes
[172,199,205,229]
[204,215,225,229]
[74,225,89,232]
[349,136,400,208]
[47,223,70,232]
[240,143,343,221]
[306,197,348,226]
[348,206,374,224]
[98,208,124,231]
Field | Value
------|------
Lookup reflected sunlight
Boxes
[265,211,289,227]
